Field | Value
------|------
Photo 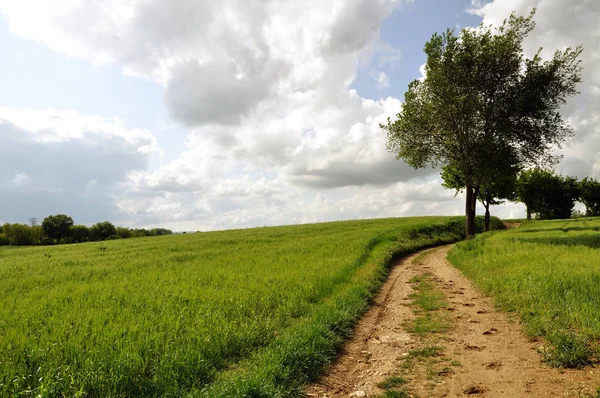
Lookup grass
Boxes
[407,274,450,335]
[0,216,500,397]
[379,389,410,398]
[377,376,407,389]
[448,217,600,368]
[376,375,409,398]
[408,346,443,358]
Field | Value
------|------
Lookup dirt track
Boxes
[306,245,600,397]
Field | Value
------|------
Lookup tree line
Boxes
[455,168,600,232]
[518,170,600,221]
[0,214,172,246]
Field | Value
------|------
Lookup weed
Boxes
[379,389,410,398]
[411,250,432,265]
[377,376,407,389]
[408,346,443,358]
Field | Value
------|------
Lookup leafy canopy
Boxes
[41,214,74,244]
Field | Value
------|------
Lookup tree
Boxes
[116,226,132,239]
[90,221,117,241]
[42,214,74,244]
[579,177,600,216]
[517,169,579,219]
[71,224,90,243]
[442,160,518,232]
[382,11,582,238]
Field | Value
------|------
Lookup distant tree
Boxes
[90,221,117,241]
[10,224,35,245]
[579,177,600,216]
[116,226,132,239]
[42,214,74,244]
[131,228,150,238]
[30,225,45,245]
[517,169,579,219]
[149,228,173,236]
[71,224,90,243]
[382,10,582,238]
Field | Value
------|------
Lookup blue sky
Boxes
[0,0,597,230]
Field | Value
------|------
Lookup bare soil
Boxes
[305,245,600,397]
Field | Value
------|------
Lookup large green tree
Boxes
[41,214,74,244]
[382,11,582,237]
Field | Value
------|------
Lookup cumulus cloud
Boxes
[0,108,156,225]
[374,71,391,89]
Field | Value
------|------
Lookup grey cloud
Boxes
[287,156,434,189]
[164,58,271,126]
[0,122,151,225]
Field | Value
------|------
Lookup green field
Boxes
[449,217,600,368]
[0,216,499,397]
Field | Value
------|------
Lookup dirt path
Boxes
[305,245,600,397]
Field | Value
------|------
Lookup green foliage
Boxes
[517,169,580,219]
[42,214,74,244]
[448,218,600,368]
[442,163,518,231]
[0,218,172,247]
[377,376,407,389]
[543,331,594,368]
[89,221,117,241]
[383,10,582,237]
[70,224,90,243]
[116,226,132,239]
[0,216,502,396]
[408,346,443,358]
[580,177,600,216]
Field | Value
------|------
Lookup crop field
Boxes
[0,216,498,397]
[449,217,600,368]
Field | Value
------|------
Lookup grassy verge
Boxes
[448,217,600,368]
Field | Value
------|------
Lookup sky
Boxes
[0,0,598,231]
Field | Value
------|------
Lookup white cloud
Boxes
[374,71,391,89]
[11,172,31,187]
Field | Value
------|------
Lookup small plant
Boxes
[408,346,443,358]
[380,390,410,398]
[377,376,407,389]
[98,245,108,253]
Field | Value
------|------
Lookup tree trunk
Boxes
[465,184,476,239]
[484,201,490,232]
[526,208,531,220]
